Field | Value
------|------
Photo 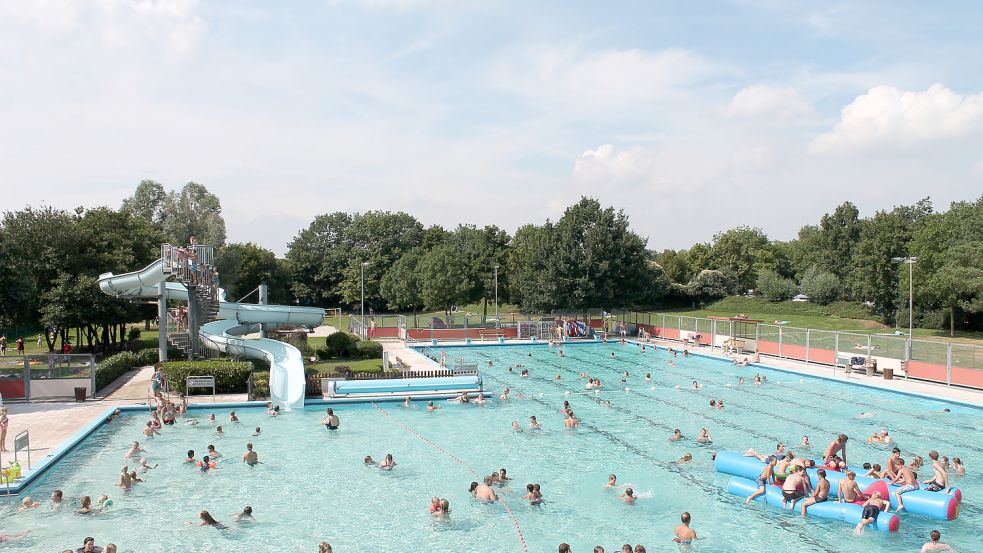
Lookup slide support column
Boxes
[158,280,168,363]
[259,283,269,338]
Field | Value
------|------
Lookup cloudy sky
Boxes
[2,1,982,255]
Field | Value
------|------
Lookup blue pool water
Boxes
[2,343,980,552]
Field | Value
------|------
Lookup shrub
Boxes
[324,332,360,358]
[757,270,798,302]
[127,327,142,342]
[314,347,330,361]
[354,340,383,359]
[251,370,270,399]
[95,351,135,390]
[162,360,253,394]
[133,348,161,366]
[801,267,841,305]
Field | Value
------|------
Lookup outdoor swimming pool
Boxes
[2,343,980,552]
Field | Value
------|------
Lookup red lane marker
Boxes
[371,402,528,552]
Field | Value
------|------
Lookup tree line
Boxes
[3,180,981,346]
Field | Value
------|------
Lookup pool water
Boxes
[2,343,981,552]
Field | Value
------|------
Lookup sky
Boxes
[2,1,982,255]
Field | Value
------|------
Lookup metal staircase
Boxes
[162,243,221,360]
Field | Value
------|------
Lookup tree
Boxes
[507,223,556,312]
[921,243,983,336]
[443,224,510,321]
[708,226,775,292]
[121,180,167,227]
[380,248,425,325]
[547,197,651,310]
[757,270,798,301]
[161,182,227,246]
[655,249,690,284]
[418,244,471,315]
[817,201,861,283]
[286,212,353,306]
[687,269,737,302]
[800,267,840,305]
[216,242,291,304]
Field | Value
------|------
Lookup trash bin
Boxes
[883,368,894,380]
[74,387,87,402]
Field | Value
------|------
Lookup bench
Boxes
[479,330,506,341]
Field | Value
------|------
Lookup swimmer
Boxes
[952,457,964,476]
[242,443,258,466]
[209,413,217,424]
[234,505,255,523]
[51,490,63,508]
[498,468,510,482]
[691,381,701,390]
[253,427,262,436]
[555,374,562,381]
[97,495,113,512]
[139,458,158,472]
[500,387,510,400]
[185,449,196,463]
[322,408,340,429]
[198,455,216,472]
[207,444,222,459]
[216,425,224,437]
[709,400,716,408]
[564,411,579,428]
[433,499,451,518]
[676,453,693,464]
[379,453,397,471]
[520,369,529,378]
[129,470,143,484]
[143,421,160,438]
[269,406,281,417]
[403,396,411,407]
[229,410,239,422]
[19,496,40,511]
[124,441,145,459]
[607,474,618,488]
[456,392,471,403]
[801,436,810,448]
[475,476,498,502]
[473,393,486,404]
[195,510,226,528]
[854,492,888,534]
[921,529,954,552]
[185,418,199,425]
[696,428,712,444]
[645,372,651,382]
[512,421,522,432]
[738,377,745,385]
[529,416,542,430]
[753,374,762,385]
[857,411,876,419]
[620,488,636,503]
[674,511,698,545]
[746,456,778,504]
[468,482,478,496]
[670,429,684,441]
[427,401,439,411]
[117,466,132,491]
[77,495,94,514]
[717,400,724,409]
[364,455,376,465]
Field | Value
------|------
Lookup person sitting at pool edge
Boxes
[800,468,830,517]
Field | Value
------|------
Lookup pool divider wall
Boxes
[714,451,960,521]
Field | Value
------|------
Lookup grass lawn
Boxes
[649,297,983,345]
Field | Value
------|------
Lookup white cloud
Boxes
[724,85,815,121]
[811,84,983,152]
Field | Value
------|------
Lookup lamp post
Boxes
[360,261,369,338]
[494,265,500,329]
[892,256,918,359]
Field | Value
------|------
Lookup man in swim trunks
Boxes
[822,434,848,469]
[883,447,902,479]
[242,443,258,466]
[321,409,340,429]
[891,457,920,512]
[746,456,777,504]
[674,511,697,544]
[799,469,830,516]
[781,466,810,509]
[837,470,863,503]
[855,491,888,534]
[922,451,949,493]
[475,475,498,502]
[529,416,542,430]
[564,411,579,428]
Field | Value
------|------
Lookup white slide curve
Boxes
[98,259,325,410]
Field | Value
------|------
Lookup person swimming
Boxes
[621,487,636,503]
[322,408,340,429]
[379,453,397,471]
[529,416,542,430]
[512,421,522,432]
[670,429,684,441]
[696,428,712,444]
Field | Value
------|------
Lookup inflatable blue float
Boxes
[715,451,959,522]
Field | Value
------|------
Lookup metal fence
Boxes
[617,309,983,389]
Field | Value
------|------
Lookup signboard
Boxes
[186,375,216,402]
[14,430,30,470]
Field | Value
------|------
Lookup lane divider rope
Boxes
[371,402,528,553]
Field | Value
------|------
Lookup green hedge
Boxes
[354,340,383,359]
[95,348,169,391]
[324,332,361,358]
[163,360,253,394]
[251,370,270,399]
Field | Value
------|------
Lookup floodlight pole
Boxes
[360,261,369,339]
[494,265,500,329]
[892,256,918,360]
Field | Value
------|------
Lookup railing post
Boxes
[778,326,783,358]
[805,329,811,364]
[946,343,952,386]
[834,333,840,376]
[677,317,681,339]
[710,320,716,351]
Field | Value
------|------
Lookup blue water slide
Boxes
[97,259,324,410]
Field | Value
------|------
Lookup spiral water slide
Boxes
[98,259,324,410]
